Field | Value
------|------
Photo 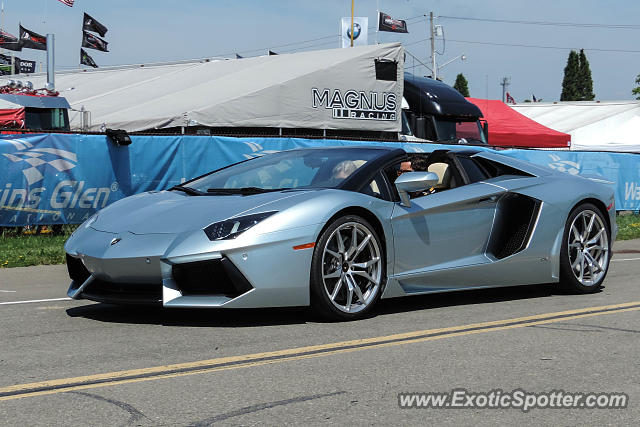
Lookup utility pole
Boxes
[429,11,436,80]
[500,77,510,102]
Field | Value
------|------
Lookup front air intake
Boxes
[66,254,90,284]
[171,257,253,297]
[81,279,162,305]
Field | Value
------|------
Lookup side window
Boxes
[425,161,458,191]
[384,161,404,185]
[383,157,460,198]
[457,156,489,184]
[361,172,389,200]
[473,157,534,179]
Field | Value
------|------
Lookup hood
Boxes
[90,190,309,234]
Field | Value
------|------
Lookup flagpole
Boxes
[1,1,5,57]
[375,0,379,45]
[350,0,354,47]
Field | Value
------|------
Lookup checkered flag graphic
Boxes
[2,139,77,185]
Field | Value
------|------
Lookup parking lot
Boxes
[1,239,639,425]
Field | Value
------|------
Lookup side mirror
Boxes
[414,117,427,140]
[395,171,439,207]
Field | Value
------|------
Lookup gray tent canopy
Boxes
[23,43,404,133]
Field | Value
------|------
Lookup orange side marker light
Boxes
[293,242,316,250]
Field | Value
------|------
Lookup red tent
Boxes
[467,98,571,148]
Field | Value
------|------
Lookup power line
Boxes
[439,15,640,29]
[447,39,640,53]
[214,15,426,57]
[54,15,427,68]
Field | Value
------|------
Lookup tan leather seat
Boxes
[427,162,451,190]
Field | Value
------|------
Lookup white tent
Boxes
[18,43,404,133]
[511,101,640,152]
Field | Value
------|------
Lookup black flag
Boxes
[378,12,408,33]
[82,13,108,37]
[19,25,47,50]
[82,30,108,52]
[0,30,22,51]
[80,48,98,68]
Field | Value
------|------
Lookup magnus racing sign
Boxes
[312,88,397,121]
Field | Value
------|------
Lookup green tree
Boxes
[560,50,580,101]
[577,49,595,100]
[633,74,640,100]
[453,73,470,97]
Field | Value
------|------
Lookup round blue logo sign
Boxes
[346,23,361,40]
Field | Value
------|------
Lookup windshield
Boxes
[182,148,382,193]
[434,119,486,143]
[25,108,70,131]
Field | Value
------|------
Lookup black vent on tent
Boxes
[375,59,397,81]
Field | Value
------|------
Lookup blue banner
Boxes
[1,133,638,226]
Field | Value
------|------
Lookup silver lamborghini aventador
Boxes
[65,146,617,320]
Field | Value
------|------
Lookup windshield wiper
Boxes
[206,187,289,195]
[170,186,201,196]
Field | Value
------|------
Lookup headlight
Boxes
[83,213,99,229]
[69,212,98,239]
[204,211,277,241]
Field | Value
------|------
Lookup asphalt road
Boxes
[0,240,639,425]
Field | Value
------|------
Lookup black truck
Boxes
[400,73,487,144]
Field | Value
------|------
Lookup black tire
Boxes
[559,203,611,293]
[310,215,386,321]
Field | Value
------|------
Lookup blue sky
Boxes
[3,0,640,101]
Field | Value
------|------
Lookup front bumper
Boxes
[65,224,320,308]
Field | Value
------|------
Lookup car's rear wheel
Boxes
[559,203,611,293]
[311,215,385,320]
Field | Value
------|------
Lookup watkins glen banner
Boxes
[0,133,638,226]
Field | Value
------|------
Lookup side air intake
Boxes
[487,193,541,259]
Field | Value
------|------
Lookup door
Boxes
[388,152,505,292]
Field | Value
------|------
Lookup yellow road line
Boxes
[1,301,639,402]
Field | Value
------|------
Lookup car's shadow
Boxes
[65,304,310,327]
[66,282,600,327]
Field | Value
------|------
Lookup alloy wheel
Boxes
[321,222,382,314]
[567,209,609,286]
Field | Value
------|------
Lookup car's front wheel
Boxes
[310,215,385,320]
[559,203,611,293]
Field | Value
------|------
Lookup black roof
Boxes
[403,73,482,119]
